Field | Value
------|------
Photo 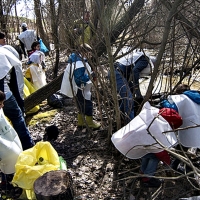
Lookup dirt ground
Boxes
[26,95,200,200]
[2,57,200,200]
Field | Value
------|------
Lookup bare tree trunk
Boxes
[0,0,6,32]
[34,0,49,47]
[49,0,60,77]
[96,0,145,56]
[24,73,63,112]
[143,0,187,112]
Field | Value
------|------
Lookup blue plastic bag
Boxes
[39,39,49,53]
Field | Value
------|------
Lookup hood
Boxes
[67,53,84,63]
[183,90,200,104]
[29,50,45,64]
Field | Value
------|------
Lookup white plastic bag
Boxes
[0,109,23,174]
[111,102,177,159]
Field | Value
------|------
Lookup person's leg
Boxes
[76,89,93,116]
[133,56,149,98]
[115,70,134,121]
[141,153,160,176]
[3,95,34,150]
[140,153,162,187]
[140,155,150,174]
[76,89,100,129]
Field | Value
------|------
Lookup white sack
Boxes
[111,102,177,159]
[0,109,23,174]
[171,94,200,148]
[60,61,92,100]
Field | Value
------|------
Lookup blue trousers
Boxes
[115,69,134,121]
[141,153,159,177]
[133,56,149,98]
[3,95,34,150]
[76,89,93,116]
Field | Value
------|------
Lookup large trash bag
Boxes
[111,101,177,159]
[0,109,23,174]
[12,141,60,190]
[23,77,40,115]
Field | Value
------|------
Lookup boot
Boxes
[85,115,101,129]
[77,113,85,127]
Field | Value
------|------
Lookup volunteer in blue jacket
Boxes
[160,84,200,170]
[112,49,156,123]
[60,44,101,129]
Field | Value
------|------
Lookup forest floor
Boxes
[2,55,200,200]
[27,96,200,200]
[24,59,200,200]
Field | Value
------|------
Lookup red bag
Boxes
[159,108,183,129]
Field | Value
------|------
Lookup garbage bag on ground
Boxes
[47,93,64,108]
[12,141,60,190]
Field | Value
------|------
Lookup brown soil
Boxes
[19,58,200,199]
[27,96,200,200]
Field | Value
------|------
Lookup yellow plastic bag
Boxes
[23,77,40,115]
[12,141,60,190]
[19,189,36,200]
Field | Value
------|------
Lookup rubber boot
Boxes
[85,115,101,129]
[77,114,85,127]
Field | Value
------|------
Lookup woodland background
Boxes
[1,0,200,199]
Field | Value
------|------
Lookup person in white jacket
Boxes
[18,22,38,58]
[60,44,101,129]
[25,50,47,90]
[115,49,156,100]
[0,32,34,150]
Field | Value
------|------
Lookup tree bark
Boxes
[34,0,50,49]
[96,0,145,56]
[143,0,187,113]
[24,73,64,112]
[33,170,74,200]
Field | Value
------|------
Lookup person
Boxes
[112,62,135,124]
[111,49,156,124]
[111,101,182,188]
[160,83,200,149]
[18,22,38,58]
[0,43,34,150]
[140,107,182,187]
[160,83,200,171]
[0,32,20,56]
[60,44,101,129]
[26,41,42,65]
[25,50,47,90]
[29,41,40,57]
[74,11,93,46]
[0,31,23,60]
[115,49,156,100]
[0,90,23,198]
